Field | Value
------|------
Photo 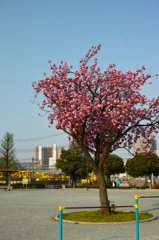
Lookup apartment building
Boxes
[35,144,62,168]
[133,137,156,155]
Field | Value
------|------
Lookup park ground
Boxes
[0,189,159,240]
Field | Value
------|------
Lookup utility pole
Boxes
[32,157,34,179]
[29,164,31,183]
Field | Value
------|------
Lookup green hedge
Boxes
[12,182,45,189]
[79,180,113,189]
[152,183,159,189]
[11,178,23,181]
[0,183,7,186]
[79,183,99,188]
[0,177,23,181]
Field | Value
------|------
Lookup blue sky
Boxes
[0,0,159,162]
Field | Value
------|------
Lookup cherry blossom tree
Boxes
[32,45,159,214]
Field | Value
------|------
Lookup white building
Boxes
[133,137,156,155]
[154,150,159,157]
[35,144,62,168]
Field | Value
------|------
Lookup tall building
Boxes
[133,137,156,155]
[35,144,62,168]
[154,150,159,157]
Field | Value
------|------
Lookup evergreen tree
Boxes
[56,148,92,188]
[103,154,125,179]
[125,152,159,179]
[0,132,17,184]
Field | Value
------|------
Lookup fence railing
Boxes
[59,195,159,240]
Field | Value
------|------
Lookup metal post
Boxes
[8,172,11,191]
[134,195,140,240]
[29,165,31,184]
[32,157,34,179]
[92,172,94,184]
[59,206,65,240]
[151,173,154,187]
[69,176,71,187]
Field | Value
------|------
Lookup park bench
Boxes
[0,186,7,190]
[118,183,130,188]
[46,185,56,189]
[135,183,145,189]
[0,186,13,190]
[46,185,62,189]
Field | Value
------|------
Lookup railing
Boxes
[59,195,159,240]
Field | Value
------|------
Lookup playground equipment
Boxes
[0,172,4,178]
[81,173,97,184]
[59,195,159,240]
[0,170,69,184]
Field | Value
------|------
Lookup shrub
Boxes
[79,183,99,188]
[0,183,7,186]
[152,183,159,189]
[12,183,23,189]
[0,177,6,181]
[79,180,113,189]
[11,177,23,181]
[28,182,45,188]
[12,182,45,189]
[105,179,113,188]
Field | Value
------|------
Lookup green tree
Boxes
[0,132,17,184]
[103,154,125,179]
[56,148,92,188]
[0,158,20,170]
[125,152,159,179]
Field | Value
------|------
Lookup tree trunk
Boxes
[96,169,110,215]
[6,172,8,185]
[73,180,76,188]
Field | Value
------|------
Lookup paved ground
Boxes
[0,188,159,240]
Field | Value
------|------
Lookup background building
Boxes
[133,136,156,155]
[35,144,62,169]
[154,150,159,157]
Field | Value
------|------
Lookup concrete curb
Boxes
[54,213,157,224]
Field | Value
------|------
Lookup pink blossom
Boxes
[68,136,71,141]
[32,44,159,160]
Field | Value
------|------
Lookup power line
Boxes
[16,149,34,153]
[16,144,69,153]
[1,132,65,142]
